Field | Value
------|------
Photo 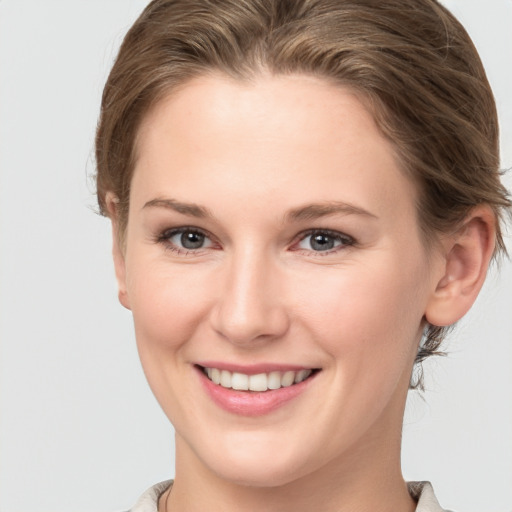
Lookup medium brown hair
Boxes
[95,0,511,387]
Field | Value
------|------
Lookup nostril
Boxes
[207,267,290,345]
[209,306,290,346]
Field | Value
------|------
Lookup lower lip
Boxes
[197,367,317,417]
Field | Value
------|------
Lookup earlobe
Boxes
[106,192,131,311]
[425,206,496,327]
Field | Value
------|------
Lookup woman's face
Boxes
[115,73,441,486]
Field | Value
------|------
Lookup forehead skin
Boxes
[132,73,418,237]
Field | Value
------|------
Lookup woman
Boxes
[94,1,511,510]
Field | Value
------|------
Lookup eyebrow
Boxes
[285,201,377,222]
[143,198,213,218]
[142,197,377,222]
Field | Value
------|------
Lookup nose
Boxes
[209,248,290,346]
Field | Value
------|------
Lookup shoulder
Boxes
[127,480,173,512]
[408,481,454,512]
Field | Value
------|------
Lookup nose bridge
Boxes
[210,243,288,345]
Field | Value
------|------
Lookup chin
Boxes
[213,458,307,488]
[196,434,316,488]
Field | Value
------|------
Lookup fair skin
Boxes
[108,73,495,512]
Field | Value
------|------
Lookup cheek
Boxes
[294,254,428,369]
[124,257,219,416]
[126,257,215,351]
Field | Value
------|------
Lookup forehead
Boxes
[137,73,388,156]
[132,73,418,223]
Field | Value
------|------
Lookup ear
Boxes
[425,205,496,327]
[105,192,131,310]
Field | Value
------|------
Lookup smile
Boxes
[196,364,320,416]
[202,367,313,392]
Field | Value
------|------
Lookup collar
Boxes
[408,481,449,512]
[129,480,448,512]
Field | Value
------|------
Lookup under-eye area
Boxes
[197,365,321,392]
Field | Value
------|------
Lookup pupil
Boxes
[311,234,334,251]
[181,231,204,249]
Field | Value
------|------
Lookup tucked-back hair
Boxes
[95,0,511,388]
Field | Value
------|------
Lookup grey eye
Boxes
[309,233,336,251]
[168,229,212,250]
[181,231,205,249]
[297,231,352,252]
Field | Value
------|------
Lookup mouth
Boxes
[196,364,320,416]
[198,365,318,392]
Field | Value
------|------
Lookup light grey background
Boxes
[0,1,510,511]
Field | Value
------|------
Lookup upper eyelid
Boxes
[157,226,215,247]
[299,228,352,237]
[294,228,354,243]
[159,226,352,238]
[160,226,213,239]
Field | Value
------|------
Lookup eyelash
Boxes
[155,227,355,256]
[292,229,355,255]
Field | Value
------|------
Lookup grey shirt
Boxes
[129,480,449,512]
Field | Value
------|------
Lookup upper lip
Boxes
[195,362,318,375]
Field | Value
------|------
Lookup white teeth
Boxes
[281,370,295,387]
[203,367,314,391]
[211,368,221,384]
[249,373,268,392]
[231,372,249,390]
[267,371,281,390]
[220,370,232,388]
